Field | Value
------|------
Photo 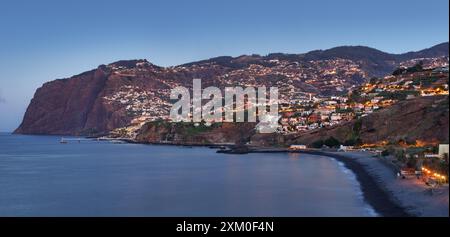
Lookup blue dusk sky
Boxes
[0,0,448,132]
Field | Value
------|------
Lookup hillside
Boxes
[15,43,449,136]
[135,121,256,145]
[284,95,449,146]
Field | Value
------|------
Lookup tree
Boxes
[394,149,406,162]
[324,137,341,148]
[392,67,406,76]
[406,157,418,169]
[369,77,379,85]
[381,150,390,157]
[311,140,324,148]
[349,90,362,103]
[344,137,362,146]
[406,61,424,73]
[352,119,362,134]
[343,139,356,146]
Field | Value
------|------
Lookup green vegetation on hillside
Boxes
[378,90,420,100]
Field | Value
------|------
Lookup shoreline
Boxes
[8,133,448,216]
[124,139,415,217]
[297,150,411,217]
[239,148,411,217]
[70,136,447,216]
[242,148,449,217]
[92,137,413,216]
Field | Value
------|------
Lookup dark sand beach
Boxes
[245,149,448,217]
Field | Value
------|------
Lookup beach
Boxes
[300,151,449,217]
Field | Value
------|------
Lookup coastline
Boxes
[298,150,411,217]
[242,148,449,217]
[240,148,410,217]
[70,136,450,217]
[327,151,449,217]
[123,138,425,217]
[8,133,449,217]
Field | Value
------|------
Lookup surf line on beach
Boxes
[291,150,411,217]
[231,148,412,217]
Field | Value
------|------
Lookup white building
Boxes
[289,145,307,150]
[439,144,449,159]
[338,145,354,152]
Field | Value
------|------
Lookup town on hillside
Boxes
[107,61,449,138]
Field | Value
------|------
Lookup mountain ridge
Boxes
[15,42,449,135]
[178,42,448,68]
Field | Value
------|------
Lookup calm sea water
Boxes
[0,133,376,216]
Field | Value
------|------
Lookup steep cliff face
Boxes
[135,121,256,145]
[286,96,449,146]
[15,66,108,135]
[14,59,173,135]
[14,65,139,136]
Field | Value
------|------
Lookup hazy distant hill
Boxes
[183,42,449,76]
[397,42,449,60]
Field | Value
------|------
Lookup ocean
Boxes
[0,133,376,216]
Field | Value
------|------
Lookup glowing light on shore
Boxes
[422,167,447,180]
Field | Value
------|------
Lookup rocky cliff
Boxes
[15,60,173,135]
[135,121,256,145]
[15,66,111,135]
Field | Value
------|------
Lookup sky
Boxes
[0,0,448,132]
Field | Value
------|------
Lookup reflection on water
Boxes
[0,133,376,216]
